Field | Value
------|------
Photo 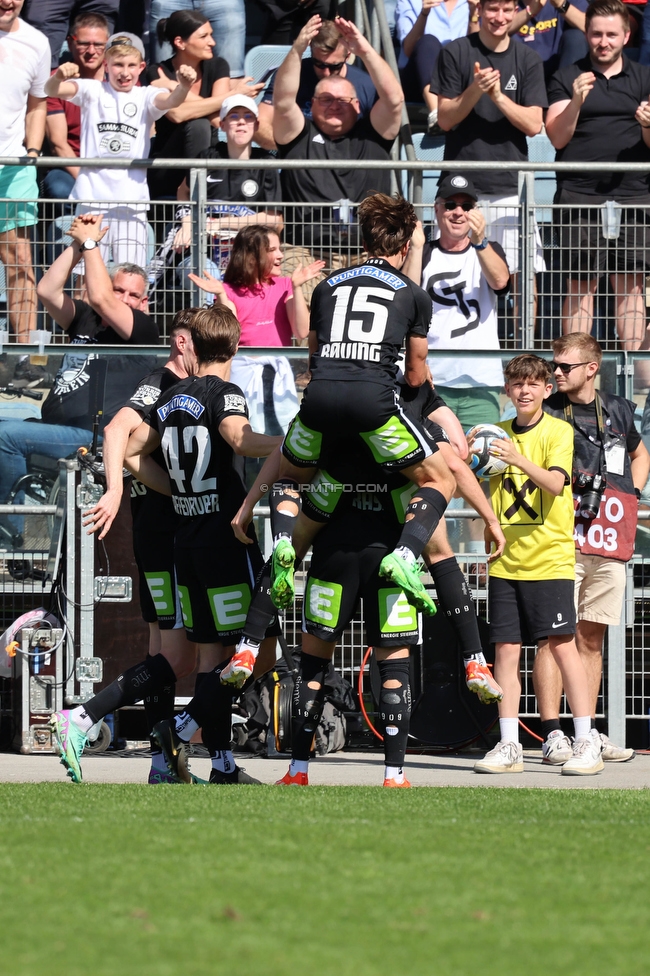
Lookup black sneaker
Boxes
[209,766,261,785]
[152,720,191,783]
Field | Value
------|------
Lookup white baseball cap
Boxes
[219,95,259,121]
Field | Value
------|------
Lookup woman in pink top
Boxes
[188,225,324,346]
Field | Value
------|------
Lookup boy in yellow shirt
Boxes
[474,354,603,775]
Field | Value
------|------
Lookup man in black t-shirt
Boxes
[257,18,378,149]
[432,0,547,277]
[273,15,403,261]
[0,213,159,548]
[546,0,650,349]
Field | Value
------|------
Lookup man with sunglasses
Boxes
[533,332,649,764]
[257,18,378,150]
[44,13,110,203]
[405,173,509,431]
[273,14,403,273]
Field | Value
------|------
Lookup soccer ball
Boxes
[466,423,510,479]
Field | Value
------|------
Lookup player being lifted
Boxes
[269,193,455,615]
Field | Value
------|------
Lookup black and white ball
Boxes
[466,423,510,479]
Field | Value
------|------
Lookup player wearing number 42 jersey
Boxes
[271,193,455,618]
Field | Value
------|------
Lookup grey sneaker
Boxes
[474,740,524,774]
[562,729,604,776]
[600,733,635,762]
[542,730,573,765]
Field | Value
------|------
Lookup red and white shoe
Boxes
[276,769,308,786]
[465,660,504,704]
[383,777,411,788]
[220,648,256,688]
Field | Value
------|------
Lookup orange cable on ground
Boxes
[358,647,383,741]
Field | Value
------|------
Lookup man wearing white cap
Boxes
[175,94,281,275]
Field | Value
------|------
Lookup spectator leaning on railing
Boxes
[545,0,650,351]
[273,15,404,279]
[0,0,49,343]
[43,12,110,203]
[0,213,159,550]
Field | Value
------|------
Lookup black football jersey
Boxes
[126,366,181,534]
[308,257,432,386]
[150,374,250,547]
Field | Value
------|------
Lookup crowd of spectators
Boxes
[1,0,650,357]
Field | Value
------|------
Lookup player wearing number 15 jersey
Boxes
[270,193,455,619]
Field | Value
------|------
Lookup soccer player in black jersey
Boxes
[270,193,455,617]
[49,306,282,784]
[81,309,200,783]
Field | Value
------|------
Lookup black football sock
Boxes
[242,558,278,643]
[377,658,412,767]
[184,665,235,752]
[428,557,484,660]
[541,719,563,740]
[270,478,301,545]
[292,652,328,761]
[144,676,176,756]
[395,487,448,560]
[83,654,177,724]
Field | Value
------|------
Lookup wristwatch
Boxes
[471,237,489,250]
[80,239,98,252]
[558,0,571,14]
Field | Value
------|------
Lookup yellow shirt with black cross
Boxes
[488,412,576,581]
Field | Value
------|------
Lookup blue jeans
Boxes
[22,0,119,68]
[42,167,75,202]
[0,420,93,537]
[149,0,245,76]
[640,2,650,65]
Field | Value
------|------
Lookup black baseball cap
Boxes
[436,174,478,201]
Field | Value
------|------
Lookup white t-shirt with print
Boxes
[0,19,50,156]
[69,80,166,209]
[423,239,505,388]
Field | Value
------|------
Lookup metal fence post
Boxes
[189,166,207,307]
[608,562,631,746]
[519,171,535,348]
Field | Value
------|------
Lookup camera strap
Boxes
[563,392,607,479]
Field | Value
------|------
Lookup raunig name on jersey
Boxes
[157,395,205,422]
[319,341,382,362]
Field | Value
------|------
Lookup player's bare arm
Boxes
[83,406,143,538]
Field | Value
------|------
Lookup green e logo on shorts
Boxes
[360,416,419,463]
[144,572,174,615]
[208,584,252,632]
[177,585,193,629]
[308,469,344,515]
[285,417,322,463]
[305,577,342,627]
[379,588,418,634]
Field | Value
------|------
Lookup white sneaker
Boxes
[599,733,635,762]
[562,729,604,776]
[542,730,573,765]
[474,740,524,774]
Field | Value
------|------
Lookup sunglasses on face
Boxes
[551,361,591,374]
[439,199,475,212]
[312,58,346,72]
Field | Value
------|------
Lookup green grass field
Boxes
[0,784,647,976]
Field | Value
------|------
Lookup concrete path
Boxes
[1,749,648,789]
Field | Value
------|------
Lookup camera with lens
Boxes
[574,471,606,520]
